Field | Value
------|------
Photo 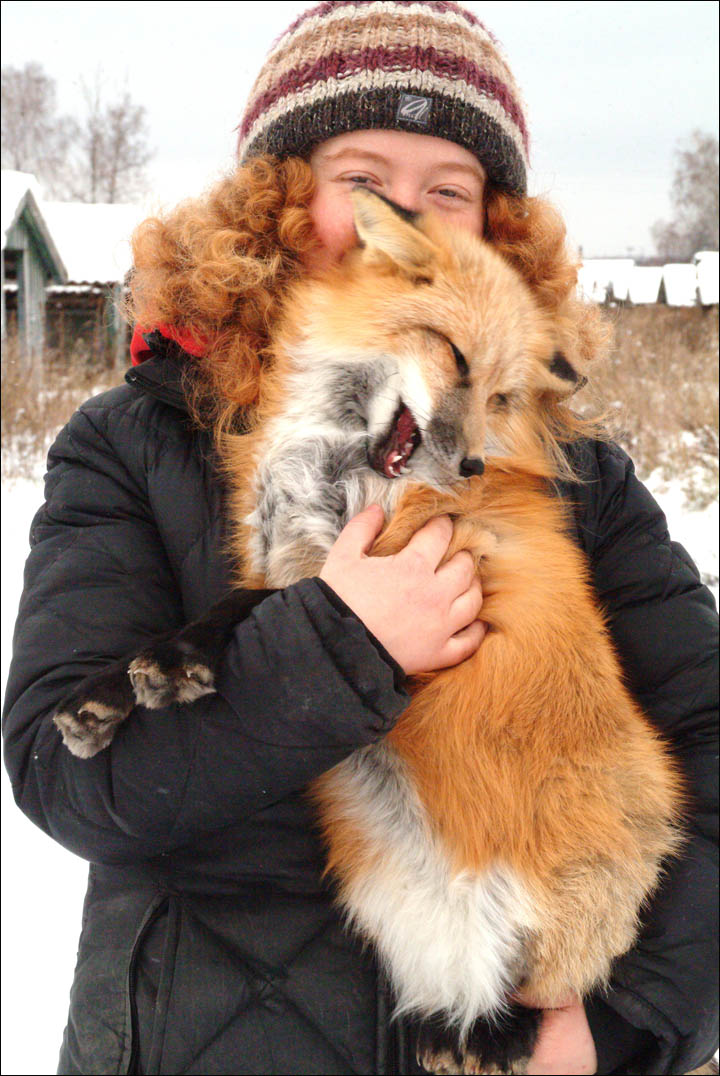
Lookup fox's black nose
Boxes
[460,457,485,477]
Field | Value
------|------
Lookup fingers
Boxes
[331,504,385,558]
[436,548,476,593]
[448,577,483,633]
[437,551,482,635]
[435,619,486,669]
[401,515,453,570]
[322,507,486,675]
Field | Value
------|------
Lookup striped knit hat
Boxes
[237,1,529,196]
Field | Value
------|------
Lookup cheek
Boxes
[452,201,484,238]
[307,187,358,267]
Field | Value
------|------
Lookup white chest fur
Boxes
[322,744,537,1032]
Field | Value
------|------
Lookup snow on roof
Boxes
[1,170,67,282]
[662,264,698,307]
[577,259,635,303]
[579,255,719,306]
[693,251,719,305]
[627,266,663,305]
[3,170,148,283]
[1,170,43,243]
[40,201,147,284]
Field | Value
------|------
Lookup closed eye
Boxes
[433,187,466,200]
[450,342,470,379]
[489,392,510,409]
[344,174,381,188]
[424,329,470,381]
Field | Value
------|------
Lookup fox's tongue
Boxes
[383,406,418,478]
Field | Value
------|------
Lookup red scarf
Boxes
[130,323,206,365]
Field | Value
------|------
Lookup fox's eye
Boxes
[450,342,469,379]
[489,393,510,409]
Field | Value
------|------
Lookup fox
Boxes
[54,187,683,1076]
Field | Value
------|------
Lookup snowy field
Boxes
[1,466,718,1076]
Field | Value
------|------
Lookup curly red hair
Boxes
[129,157,610,442]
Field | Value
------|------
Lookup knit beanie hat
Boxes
[237,1,529,196]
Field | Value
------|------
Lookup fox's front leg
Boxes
[128,588,277,707]
[54,589,276,757]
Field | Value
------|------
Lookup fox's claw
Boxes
[128,646,216,709]
[416,1007,539,1075]
[54,667,135,757]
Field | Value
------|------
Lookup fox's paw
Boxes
[416,1017,463,1075]
[129,639,216,709]
[461,1006,540,1075]
[416,1007,540,1075]
[54,668,135,758]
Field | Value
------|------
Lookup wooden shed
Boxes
[39,200,146,367]
[1,171,67,360]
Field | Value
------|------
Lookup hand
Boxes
[521,994,597,1076]
[319,504,486,675]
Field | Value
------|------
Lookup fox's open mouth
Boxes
[370,403,422,479]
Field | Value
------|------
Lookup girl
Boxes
[3,3,717,1074]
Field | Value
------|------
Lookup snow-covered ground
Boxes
[1,467,718,1076]
[1,475,91,1076]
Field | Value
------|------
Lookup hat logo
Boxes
[397,93,432,126]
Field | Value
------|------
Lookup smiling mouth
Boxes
[370,403,422,479]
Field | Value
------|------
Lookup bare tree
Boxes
[71,76,153,203]
[2,63,153,204]
[653,130,719,262]
[1,63,78,197]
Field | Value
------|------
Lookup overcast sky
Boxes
[2,0,718,257]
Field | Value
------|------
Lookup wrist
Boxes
[315,578,408,690]
[525,997,597,1076]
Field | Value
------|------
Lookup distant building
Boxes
[627,266,663,305]
[579,253,719,307]
[660,263,699,307]
[694,251,719,306]
[40,200,147,365]
[1,171,67,359]
[577,259,634,304]
[2,170,147,366]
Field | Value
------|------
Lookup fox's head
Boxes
[281,187,588,485]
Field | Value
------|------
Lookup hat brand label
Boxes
[397,93,432,126]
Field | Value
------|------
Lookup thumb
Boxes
[333,504,385,558]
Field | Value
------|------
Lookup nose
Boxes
[460,457,485,478]
[384,181,421,218]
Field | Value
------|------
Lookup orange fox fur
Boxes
[317,473,683,1003]
[222,189,683,1042]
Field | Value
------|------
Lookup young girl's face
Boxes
[307,129,486,270]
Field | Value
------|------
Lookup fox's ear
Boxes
[536,350,587,397]
[351,187,439,281]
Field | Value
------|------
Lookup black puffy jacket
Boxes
[3,339,718,1075]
